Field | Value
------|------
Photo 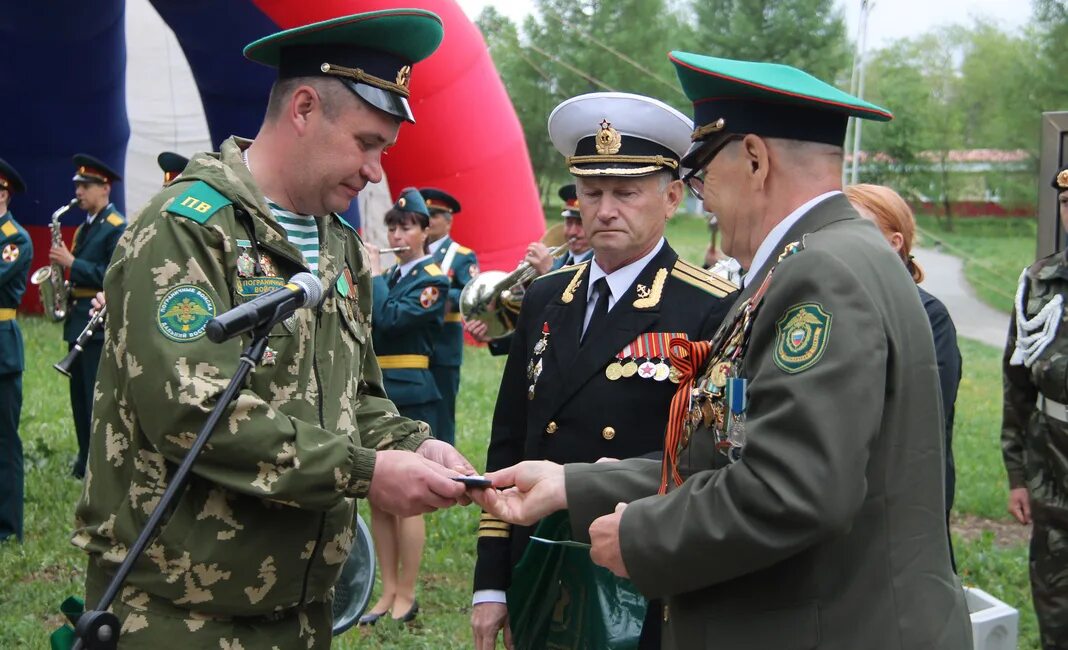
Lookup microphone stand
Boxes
[73,320,276,650]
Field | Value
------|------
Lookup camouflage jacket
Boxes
[72,136,429,617]
[1003,249,1068,513]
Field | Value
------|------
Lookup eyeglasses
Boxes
[682,134,746,200]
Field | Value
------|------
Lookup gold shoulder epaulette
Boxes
[424,263,444,277]
[532,260,587,283]
[456,245,472,255]
[106,213,125,227]
[671,259,737,297]
[478,512,511,539]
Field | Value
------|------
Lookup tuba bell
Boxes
[459,223,571,340]
[32,198,78,322]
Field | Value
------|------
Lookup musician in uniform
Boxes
[359,187,450,625]
[70,12,472,648]
[0,157,32,543]
[421,186,477,446]
[473,53,971,650]
[471,91,737,650]
[49,154,125,479]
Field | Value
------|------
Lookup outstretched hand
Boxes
[469,460,568,526]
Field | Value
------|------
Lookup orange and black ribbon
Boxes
[661,337,712,494]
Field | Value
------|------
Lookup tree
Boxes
[689,0,852,84]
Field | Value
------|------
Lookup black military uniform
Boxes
[0,158,31,542]
[473,92,738,648]
[67,154,126,478]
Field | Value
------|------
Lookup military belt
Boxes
[444,312,462,323]
[378,354,430,369]
[0,308,15,321]
[1038,395,1068,422]
[70,287,102,299]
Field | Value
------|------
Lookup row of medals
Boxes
[605,357,680,383]
[688,310,751,462]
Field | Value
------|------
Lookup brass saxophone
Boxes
[31,198,77,322]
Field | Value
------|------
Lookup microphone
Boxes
[206,272,323,343]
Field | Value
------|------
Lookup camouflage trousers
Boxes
[86,563,332,649]
[1031,510,1068,650]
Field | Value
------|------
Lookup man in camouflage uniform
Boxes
[71,10,471,649]
[1003,167,1068,650]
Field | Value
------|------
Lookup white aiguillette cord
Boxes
[1010,267,1064,368]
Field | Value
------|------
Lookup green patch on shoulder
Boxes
[157,284,216,342]
[774,302,832,374]
[166,181,231,224]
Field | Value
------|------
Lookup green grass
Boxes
[916,215,1037,313]
[0,221,1040,648]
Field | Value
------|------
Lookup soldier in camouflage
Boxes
[71,11,472,649]
[1003,167,1068,650]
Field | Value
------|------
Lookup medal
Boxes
[533,322,550,355]
[710,361,731,388]
[605,363,623,381]
[724,377,748,460]
[621,360,638,377]
[637,361,657,379]
[236,250,256,278]
[650,333,670,381]
[653,362,671,382]
[668,366,681,384]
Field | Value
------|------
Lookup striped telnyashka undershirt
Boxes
[266,200,319,274]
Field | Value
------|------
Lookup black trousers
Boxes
[68,338,102,477]
[0,372,23,541]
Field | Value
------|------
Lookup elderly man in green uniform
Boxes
[1003,167,1068,649]
[473,53,972,650]
[49,154,126,479]
[421,186,477,446]
[70,10,472,649]
[0,157,32,543]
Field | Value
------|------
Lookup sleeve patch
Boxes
[157,284,216,342]
[2,243,19,262]
[774,302,832,374]
[166,181,232,224]
[420,286,440,308]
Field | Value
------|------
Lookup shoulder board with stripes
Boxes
[105,212,125,227]
[456,245,472,255]
[532,260,588,283]
[670,259,738,297]
[424,263,444,277]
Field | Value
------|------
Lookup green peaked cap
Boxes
[668,51,892,166]
[243,9,443,124]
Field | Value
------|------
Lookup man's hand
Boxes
[417,438,476,474]
[471,602,513,650]
[90,291,106,317]
[590,503,628,578]
[465,319,493,343]
[365,243,383,276]
[49,243,75,269]
[1008,486,1031,525]
[470,461,567,526]
[367,450,467,517]
[525,242,553,275]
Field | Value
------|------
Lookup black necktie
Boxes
[388,268,401,288]
[581,278,610,345]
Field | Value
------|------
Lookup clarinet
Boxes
[54,305,106,377]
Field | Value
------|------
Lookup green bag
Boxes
[507,511,647,650]
[48,596,84,650]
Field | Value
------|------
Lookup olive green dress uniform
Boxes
[0,158,32,542]
[1002,169,1068,650]
[428,233,478,444]
[560,54,971,650]
[372,257,449,433]
[66,197,125,478]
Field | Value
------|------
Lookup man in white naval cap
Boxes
[471,92,738,650]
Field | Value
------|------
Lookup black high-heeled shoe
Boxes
[391,600,419,623]
[357,609,389,626]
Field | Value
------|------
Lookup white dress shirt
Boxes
[741,190,841,288]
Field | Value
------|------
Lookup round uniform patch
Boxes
[774,302,832,374]
[469,263,479,279]
[157,285,216,342]
[420,286,440,308]
[1,243,19,262]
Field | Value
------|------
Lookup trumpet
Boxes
[54,305,106,377]
[31,198,78,322]
[460,224,573,340]
[378,246,411,254]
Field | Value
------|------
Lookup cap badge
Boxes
[396,65,412,89]
[398,197,407,208]
[1058,169,1068,189]
[596,119,622,155]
